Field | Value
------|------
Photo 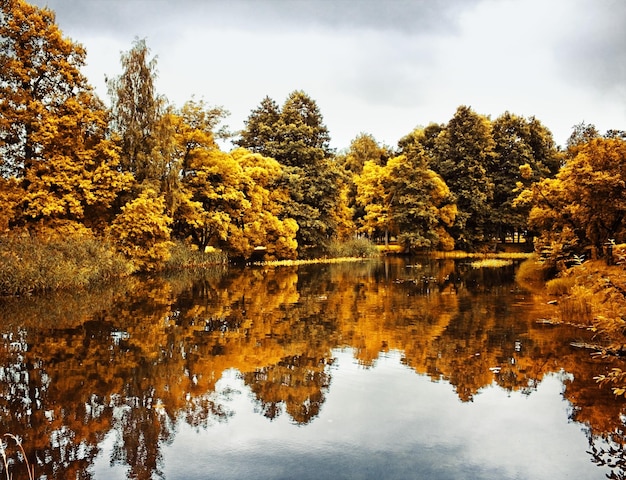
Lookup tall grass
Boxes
[545,276,577,296]
[327,238,380,258]
[0,434,34,480]
[556,285,594,325]
[164,241,228,271]
[469,259,513,269]
[0,235,132,296]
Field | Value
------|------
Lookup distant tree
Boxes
[274,90,333,168]
[161,99,228,216]
[605,129,626,140]
[176,148,248,252]
[566,121,600,153]
[234,96,280,156]
[489,112,560,242]
[337,133,391,237]
[237,91,342,256]
[340,133,391,174]
[355,160,393,241]
[397,123,443,163]
[231,148,299,259]
[279,159,349,256]
[107,38,165,184]
[354,143,456,251]
[389,153,456,251]
[519,137,626,261]
[432,106,495,250]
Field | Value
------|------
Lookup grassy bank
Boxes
[0,237,230,296]
[517,256,626,335]
[0,235,132,296]
[259,238,380,267]
[0,236,380,295]
[433,250,533,260]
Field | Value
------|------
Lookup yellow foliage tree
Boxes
[355,160,394,241]
[520,137,626,261]
[355,151,457,251]
[176,147,248,252]
[17,94,134,234]
[0,0,133,235]
[231,148,298,259]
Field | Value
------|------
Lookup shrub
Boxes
[515,255,549,289]
[545,276,576,296]
[108,190,174,272]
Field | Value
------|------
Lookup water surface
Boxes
[1,257,624,479]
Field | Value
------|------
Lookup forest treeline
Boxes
[1,0,626,292]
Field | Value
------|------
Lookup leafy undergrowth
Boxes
[549,259,626,397]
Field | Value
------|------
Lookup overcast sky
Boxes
[30,0,626,150]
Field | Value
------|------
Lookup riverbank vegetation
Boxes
[1,1,625,302]
[515,248,626,396]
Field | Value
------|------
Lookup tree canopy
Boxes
[0,0,132,237]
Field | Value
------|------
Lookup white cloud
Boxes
[28,0,626,149]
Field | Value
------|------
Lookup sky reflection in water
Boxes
[146,350,595,480]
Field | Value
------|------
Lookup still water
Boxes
[1,257,625,479]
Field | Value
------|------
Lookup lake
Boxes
[0,257,624,479]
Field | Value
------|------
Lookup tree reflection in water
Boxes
[0,258,625,479]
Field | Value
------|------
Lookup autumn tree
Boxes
[0,0,86,177]
[156,99,228,217]
[355,142,456,251]
[566,121,600,154]
[156,101,296,260]
[234,96,280,156]
[337,133,392,231]
[0,0,132,234]
[176,148,248,252]
[518,137,626,262]
[163,100,233,251]
[235,90,332,167]
[355,160,392,241]
[398,123,443,162]
[230,148,299,259]
[387,150,457,252]
[339,133,391,175]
